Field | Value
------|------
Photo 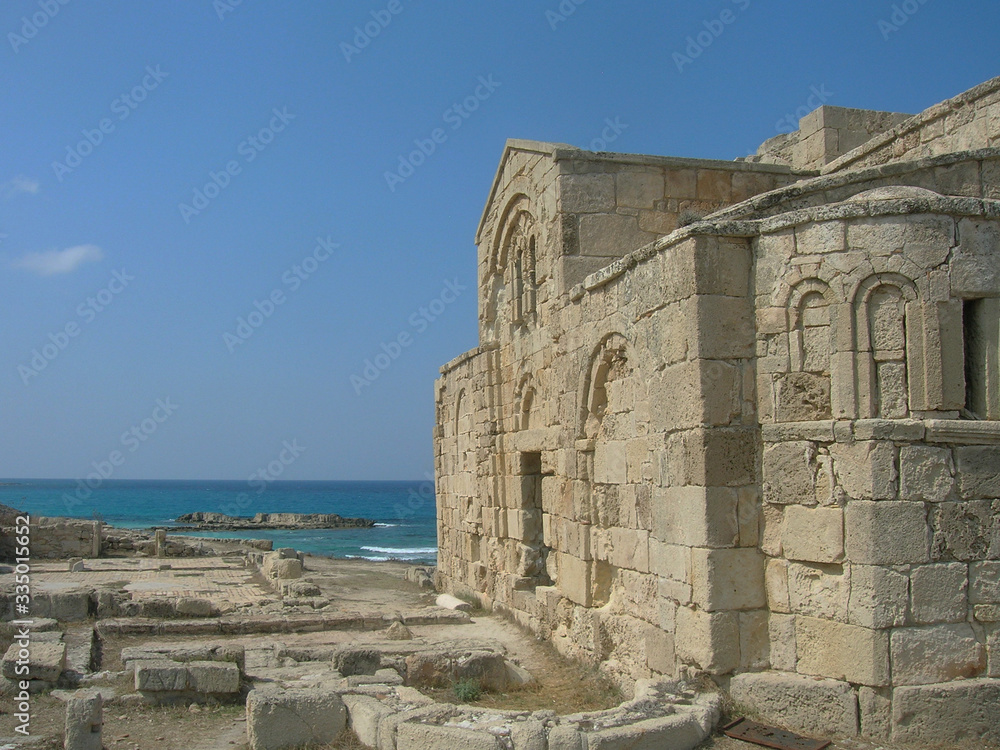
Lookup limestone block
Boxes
[740,610,770,670]
[246,687,346,750]
[845,501,929,565]
[951,218,1000,296]
[644,624,676,675]
[559,173,616,213]
[890,624,986,685]
[782,505,844,563]
[665,168,698,199]
[1,641,66,683]
[134,660,188,692]
[971,561,1000,604]
[578,213,653,258]
[774,372,831,422]
[795,616,890,686]
[737,488,760,548]
[651,486,738,548]
[892,679,1000,746]
[510,719,547,750]
[693,296,754,360]
[796,220,846,254]
[930,500,1000,561]
[848,565,908,629]
[593,441,627,485]
[989,628,1000,678]
[787,562,849,622]
[64,691,102,750]
[769,614,797,671]
[729,672,858,737]
[858,686,891,742]
[175,597,217,617]
[899,445,955,502]
[696,170,731,202]
[186,661,240,694]
[955,446,1000,499]
[557,553,593,607]
[760,504,784,557]
[675,607,739,674]
[910,563,968,624]
[548,725,585,750]
[342,694,392,748]
[615,171,663,209]
[830,441,897,500]
[397,722,502,750]
[694,237,750,297]
[690,548,765,612]
[608,528,649,573]
[765,558,790,613]
[762,442,815,506]
[586,713,706,750]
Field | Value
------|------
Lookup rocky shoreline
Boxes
[171,511,376,531]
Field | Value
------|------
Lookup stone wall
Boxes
[824,76,1000,172]
[0,518,102,560]
[435,77,1000,744]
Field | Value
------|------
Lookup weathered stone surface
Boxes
[787,562,849,621]
[396,722,503,750]
[587,713,706,750]
[892,679,1000,746]
[956,446,1000,499]
[175,597,216,617]
[246,687,346,750]
[930,500,1000,561]
[342,694,393,748]
[858,686,891,742]
[186,661,240,694]
[845,501,929,565]
[2,641,66,683]
[899,445,955,501]
[830,441,897,500]
[548,724,585,750]
[848,565,908,629]
[910,563,968,624]
[690,548,765,611]
[134,660,188,692]
[890,624,986,685]
[675,608,739,675]
[796,615,890,686]
[730,672,858,737]
[782,505,843,563]
[971,561,1000,604]
[386,621,413,640]
[510,719,547,750]
[762,442,815,506]
[64,691,102,750]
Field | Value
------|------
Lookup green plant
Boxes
[453,678,482,702]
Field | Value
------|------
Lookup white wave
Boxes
[374,523,399,528]
[361,546,437,555]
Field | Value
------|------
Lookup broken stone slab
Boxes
[174,597,217,617]
[246,686,346,750]
[729,671,859,737]
[342,693,394,747]
[1,640,67,683]
[386,621,413,640]
[396,722,503,750]
[510,719,546,750]
[121,642,245,673]
[586,712,707,750]
[436,593,472,612]
[64,690,102,750]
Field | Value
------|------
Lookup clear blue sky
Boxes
[0,1,996,481]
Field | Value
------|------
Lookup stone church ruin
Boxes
[434,76,1000,745]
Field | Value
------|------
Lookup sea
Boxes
[0,479,438,565]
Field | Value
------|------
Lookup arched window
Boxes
[854,275,917,419]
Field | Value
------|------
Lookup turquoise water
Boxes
[0,479,438,564]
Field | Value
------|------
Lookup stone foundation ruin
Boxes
[433,76,1000,745]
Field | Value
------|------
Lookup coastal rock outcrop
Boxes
[173,512,375,531]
